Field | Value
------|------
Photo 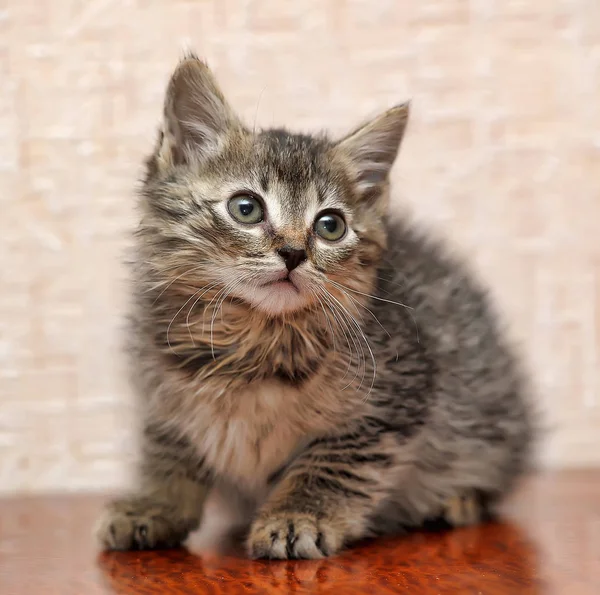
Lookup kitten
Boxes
[96,55,535,559]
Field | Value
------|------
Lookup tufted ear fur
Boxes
[335,103,409,199]
[153,55,243,170]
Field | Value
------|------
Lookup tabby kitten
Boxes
[96,55,534,559]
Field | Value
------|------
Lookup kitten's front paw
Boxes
[95,497,198,551]
[247,511,341,559]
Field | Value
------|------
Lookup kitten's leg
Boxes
[442,490,489,527]
[96,488,203,550]
[247,436,393,559]
[96,424,210,550]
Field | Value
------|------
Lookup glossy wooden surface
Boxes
[1,471,599,594]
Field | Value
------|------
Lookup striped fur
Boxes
[96,56,535,558]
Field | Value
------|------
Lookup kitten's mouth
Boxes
[260,272,300,292]
[266,278,297,290]
[248,271,308,314]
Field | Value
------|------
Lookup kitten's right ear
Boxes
[154,55,242,169]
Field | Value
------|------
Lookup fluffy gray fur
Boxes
[96,55,535,559]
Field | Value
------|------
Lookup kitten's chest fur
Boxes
[149,299,355,493]
[158,297,334,387]
[182,380,311,494]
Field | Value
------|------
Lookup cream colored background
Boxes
[1,0,599,493]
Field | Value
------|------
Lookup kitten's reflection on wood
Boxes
[97,521,542,595]
[1,472,597,594]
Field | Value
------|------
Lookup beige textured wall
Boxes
[1,0,599,493]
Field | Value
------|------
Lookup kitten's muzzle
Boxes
[259,269,299,291]
[277,247,307,272]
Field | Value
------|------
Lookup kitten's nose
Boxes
[277,247,307,271]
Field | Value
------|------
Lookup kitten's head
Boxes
[141,55,409,317]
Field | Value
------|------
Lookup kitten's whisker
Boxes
[166,281,220,355]
[185,280,222,345]
[209,275,251,359]
[310,288,337,355]
[203,284,233,357]
[323,287,377,398]
[373,273,420,343]
[328,279,413,310]
[204,282,234,345]
[319,290,356,367]
[374,274,408,292]
[329,277,421,345]
[252,86,268,135]
[202,283,230,331]
[215,274,250,326]
[328,281,392,340]
[318,287,359,382]
[335,302,368,390]
[150,265,205,303]
[320,289,366,388]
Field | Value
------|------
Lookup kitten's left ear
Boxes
[334,103,409,197]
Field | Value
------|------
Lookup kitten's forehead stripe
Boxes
[258,170,269,193]
[257,129,332,204]
[316,185,327,204]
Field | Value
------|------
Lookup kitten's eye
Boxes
[314,212,347,242]
[228,194,264,224]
